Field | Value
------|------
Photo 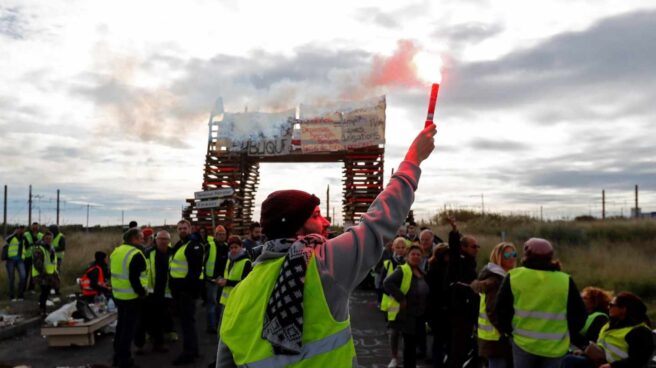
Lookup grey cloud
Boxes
[443,10,656,123]
[355,7,400,28]
[471,138,529,152]
[0,7,25,40]
[436,22,504,46]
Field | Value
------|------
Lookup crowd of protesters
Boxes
[375,220,655,368]
[1,121,654,368]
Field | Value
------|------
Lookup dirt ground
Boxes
[0,289,425,368]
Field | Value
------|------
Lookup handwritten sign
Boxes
[300,118,344,153]
[299,96,385,152]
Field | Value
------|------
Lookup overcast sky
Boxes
[1,0,655,227]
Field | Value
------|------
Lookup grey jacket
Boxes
[216,160,421,367]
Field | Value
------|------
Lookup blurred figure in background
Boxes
[79,251,111,303]
[561,291,654,368]
[496,238,586,368]
[169,219,204,365]
[216,235,252,332]
[380,237,408,368]
[470,242,517,368]
[49,224,66,296]
[4,225,26,301]
[205,225,229,333]
[135,230,174,354]
[23,222,43,293]
[32,231,59,315]
[384,245,430,368]
[571,287,612,350]
[426,243,450,368]
[446,217,480,368]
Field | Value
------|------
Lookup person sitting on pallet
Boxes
[79,251,112,303]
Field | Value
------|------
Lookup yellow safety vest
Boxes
[597,322,649,363]
[147,248,172,298]
[7,236,21,259]
[52,233,65,260]
[478,292,502,341]
[219,257,251,305]
[23,231,43,258]
[110,244,149,300]
[510,267,570,357]
[32,245,58,277]
[580,311,607,336]
[170,241,204,280]
[387,263,412,322]
[220,255,356,368]
[205,236,218,278]
[379,259,396,312]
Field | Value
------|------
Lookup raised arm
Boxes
[313,124,436,320]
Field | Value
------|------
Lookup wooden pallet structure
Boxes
[184,97,386,234]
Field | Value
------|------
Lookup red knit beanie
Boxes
[260,190,320,240]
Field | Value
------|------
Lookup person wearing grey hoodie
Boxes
[215,124,437,368]
[470,242,518,368]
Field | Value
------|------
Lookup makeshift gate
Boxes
[183,96,387,234]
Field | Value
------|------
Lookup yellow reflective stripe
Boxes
[113,287,136,294]
[515,310,567,321]
[478,324,495,332]
[599,340,629,361]
[513,328,568,341]
[238,326,352,368]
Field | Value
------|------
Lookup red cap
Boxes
[142,227,154,238]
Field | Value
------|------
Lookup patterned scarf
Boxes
[261,234,326,354]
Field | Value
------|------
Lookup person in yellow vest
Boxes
[23,222,43,293]
[205,225,229,333]
[169,219,204,366]
[571,286,612,350]
[110,228,148,368]
[495,238,587,368]
[561,291,654,368]
[48,224,65,295]
[216,235,252,330]
[379,237,407,368]
[215,124,436,368]
[469,242,518,368]
[383,245,429,368]
[3,225,27,301]
[135,230,173,354]
[32,231,59,315]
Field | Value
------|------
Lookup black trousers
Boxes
[447,312,476,368]
[175,291,199,356]
[403,332,418,368]
[135,295,166,347]
[24,258,34,291]
[39,284,51,311]
[114,299,143,368]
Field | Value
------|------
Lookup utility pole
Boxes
[56,189,60,225]
[602,190,606,220]
[86,204,90,232]
[481,193,485,216]
[540,206,543,222]
[121,210,124,228]
[326,185,330,222]
[3,185,7,237]
[634,184,639,218]
[28,185,32,225]
[210,209,216,229]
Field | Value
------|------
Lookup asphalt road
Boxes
[0,289,406,368]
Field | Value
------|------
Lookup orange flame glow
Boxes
[367,39,443,89]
